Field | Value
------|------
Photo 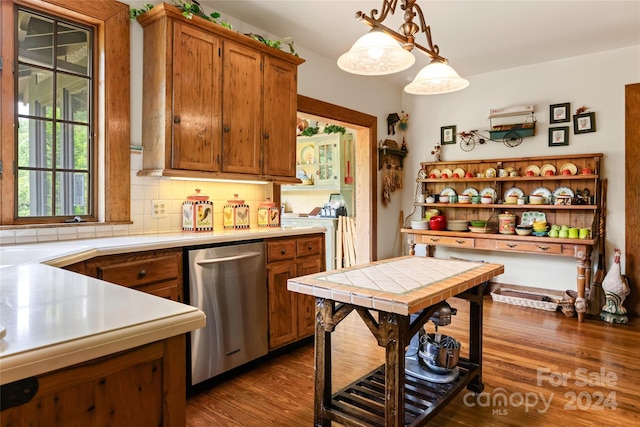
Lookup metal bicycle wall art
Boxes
[457,105,536,152]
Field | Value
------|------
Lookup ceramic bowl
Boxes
[411,220,429,230]
[529,195,545,204]
[515,227,533,236]
[480,196,493,204]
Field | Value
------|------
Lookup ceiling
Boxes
[202,0,640,88]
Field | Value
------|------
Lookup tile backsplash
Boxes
[0,151,272,245]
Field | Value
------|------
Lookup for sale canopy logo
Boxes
[463,367,618,416]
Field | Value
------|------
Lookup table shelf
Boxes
[327,359,480,427]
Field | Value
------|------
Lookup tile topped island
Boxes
[288,256,504,426]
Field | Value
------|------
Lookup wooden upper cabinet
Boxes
[221,40,262,175]
[263,56,298,178]
[136,3,304,182]
[172,22,222,171]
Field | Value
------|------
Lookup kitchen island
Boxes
[287,256,504,426]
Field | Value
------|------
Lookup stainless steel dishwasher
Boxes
[187,241,267,386]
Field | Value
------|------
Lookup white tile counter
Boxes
[0,226,324,385]
[0,226,326,268]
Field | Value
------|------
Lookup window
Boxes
[16,8,94,218]
[0,0,130,226]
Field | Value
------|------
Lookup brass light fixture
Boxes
[337,0,469,95]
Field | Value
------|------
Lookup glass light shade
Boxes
[337,29,415,76]
[404,60,469,95]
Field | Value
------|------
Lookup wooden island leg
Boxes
[466,284,485,393]
[379,312,408,426]
[314,298,332,427]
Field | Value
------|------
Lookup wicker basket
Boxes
[490,288,559,311]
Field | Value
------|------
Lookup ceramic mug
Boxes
[579,228,590,239]
[498,169,508,177]
[416,194,425,203]
[568,228,579,239]
[471,195,482,204]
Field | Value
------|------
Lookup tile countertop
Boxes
[0,226,326,268]
[0,226,325,385]
[288,256,504,316]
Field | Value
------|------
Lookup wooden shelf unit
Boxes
[403,153,604,322]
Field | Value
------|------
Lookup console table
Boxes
[287,256,504,426]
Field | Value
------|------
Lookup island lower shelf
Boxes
[328,359,480,427]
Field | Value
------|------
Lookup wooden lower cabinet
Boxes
[64,248,183,302]
[1,335,186,427]
[266,235,324,350]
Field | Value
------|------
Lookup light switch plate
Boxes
[151,200,168,218]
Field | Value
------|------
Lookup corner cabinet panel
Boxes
[263,56,298,178]
[267,261,298,349]
[266,235,325,350]
[221,40,262,175]
[172,22,221,171]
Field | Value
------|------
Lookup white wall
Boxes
[399,46,639,291]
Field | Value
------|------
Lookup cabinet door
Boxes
[221,40,262,175]
[296,257,322,338]
[172,22,221,171]
[262,56,298,178]
[315,138,340,187]
[266,261,298,349]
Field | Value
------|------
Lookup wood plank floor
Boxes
[186,297,640,426]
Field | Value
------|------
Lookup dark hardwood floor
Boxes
[186,296,640,426]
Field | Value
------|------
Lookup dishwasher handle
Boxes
[196,251,262,266]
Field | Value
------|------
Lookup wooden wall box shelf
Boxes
[136,3,305,183]
[404,153,604,322]
[378,147,407,170]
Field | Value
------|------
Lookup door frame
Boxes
[625,83,639,316]
[297,95,378,263]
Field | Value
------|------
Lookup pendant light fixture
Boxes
[338,0,469,95]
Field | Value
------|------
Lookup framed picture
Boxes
[549,126,569,146]
[574,112,596,134]
[441,125,456,145]
[549,103,570,123]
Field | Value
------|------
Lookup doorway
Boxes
[296,95,378,264]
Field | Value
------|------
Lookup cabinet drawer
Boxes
[267,240,296,262]
[296,236,323,258]
[421,235,475,248]
[496,240,562,254]
[97,255,180,287]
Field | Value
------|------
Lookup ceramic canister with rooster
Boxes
[183,189,213,232]
[258,198,280,227]
[223,194,250,229]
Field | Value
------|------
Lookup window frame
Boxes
[1,0,130,226]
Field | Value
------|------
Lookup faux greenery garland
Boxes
[130,1,297,56]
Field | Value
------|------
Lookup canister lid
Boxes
[227,193,245,204]
[260,198,276,208]
[187,188,209,201]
